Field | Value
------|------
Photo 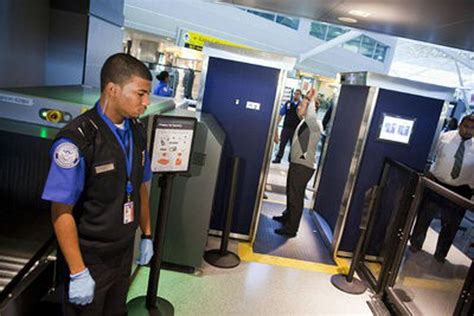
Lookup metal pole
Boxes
[346,185,378,283]
[219,157,240,255]
[204,157,241,269]
[146,174,174,309]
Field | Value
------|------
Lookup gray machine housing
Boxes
[145,108,224,270]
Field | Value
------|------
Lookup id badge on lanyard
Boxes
[118,125,135,225]
[123,158,134,224]
[123,200,134,224]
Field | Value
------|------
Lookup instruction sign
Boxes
[151,115,197,173]
[377,113,416,145]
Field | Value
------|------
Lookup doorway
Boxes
[251,97,334,265]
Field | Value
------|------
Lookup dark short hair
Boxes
[100,53,152,91]
[294,89,302,94]
[460,114,474,125]
[156,71,169,81]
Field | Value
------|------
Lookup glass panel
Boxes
[373,43,388,62]
[362,162,416,283]
[342,36,362,53]
[247,9,275,21]
[360,35,377,58]
[326,26,349,41]
[310,22,328,40]
[393,187,472,315]
[276,15,300,30]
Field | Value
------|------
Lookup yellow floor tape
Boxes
[239,243,465,291]
[238,242,350,275]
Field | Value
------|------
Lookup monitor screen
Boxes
[377,113,416,145]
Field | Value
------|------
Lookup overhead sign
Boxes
[150,115,197,173]
[179,30,251,52]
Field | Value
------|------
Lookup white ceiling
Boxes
[217,0,474,51]
[390,39,474,88]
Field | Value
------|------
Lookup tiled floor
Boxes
[127,237,373,316]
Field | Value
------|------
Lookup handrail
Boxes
[422,177,474,210]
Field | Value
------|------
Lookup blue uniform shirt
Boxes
[42,105,152,205]
[153,80,173,97]
[279,100,300,116]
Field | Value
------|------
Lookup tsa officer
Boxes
[42,53,155,315]
[153,70,173,97]
[273,89,303,163]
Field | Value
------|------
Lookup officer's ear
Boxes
[104,81,120,98]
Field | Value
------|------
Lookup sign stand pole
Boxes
[128,174,175,316]
[128,115,197,316]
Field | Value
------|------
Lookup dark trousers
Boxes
[410,180,472,259]
[275,127,295,162]
[280,163,315,233]
[60,241,134,316]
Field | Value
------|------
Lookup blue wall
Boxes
[339,89,444,252]
[202,57,280,235]
[314,86,370,230]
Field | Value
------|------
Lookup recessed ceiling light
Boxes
[338,17,358,23]
[348,10,371,18]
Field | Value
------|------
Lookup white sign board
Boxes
[377,113,416,145]
[151,116,196,173]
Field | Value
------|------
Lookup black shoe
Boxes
[263,193,268,200]
[434,253,446,264]
[274,228,296,238]
[272,159,281,164]
[408,244,421,253]
[272,215,286,223]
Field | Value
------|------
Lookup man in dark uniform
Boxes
[410,114,474,263]
[272,89,302,163]
[42,53,154,314]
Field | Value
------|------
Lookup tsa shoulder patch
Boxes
[54,142,80,169]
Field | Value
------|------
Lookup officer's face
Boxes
[294,91,302,102]
[459,118,474,139]
[116,75,151,118]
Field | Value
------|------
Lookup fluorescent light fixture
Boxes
[349,10,371,18]
[338,17,358,23]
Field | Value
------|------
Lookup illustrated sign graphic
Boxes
[151,116,196,173]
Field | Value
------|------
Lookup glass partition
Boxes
[390,180,473,315]
[358,160,418,291]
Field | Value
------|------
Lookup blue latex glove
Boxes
[136,238,154,265]
[69,268,95,305]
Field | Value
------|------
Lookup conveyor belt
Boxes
[0,129,55,307]
[0,206,54,303]
[0,255,28,292]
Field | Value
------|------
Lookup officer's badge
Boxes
[54,143,80,169]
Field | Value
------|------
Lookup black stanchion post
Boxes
[219,157,240,256]
[128,174,175,316]
[146,174,174,309]
[204,157,241,268]
[331,186,379,294]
